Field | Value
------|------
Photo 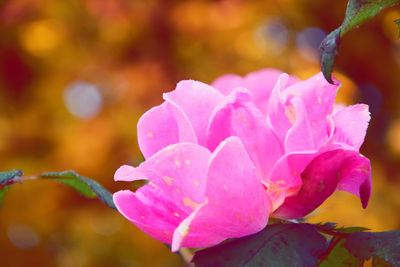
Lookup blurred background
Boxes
[0,0,399,266]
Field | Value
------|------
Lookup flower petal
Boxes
[171,137,271,250]
[273,149,372,219]
[207,88,282,178]
[336,152,371,208]
[332,104,370,150]
[114,165,147,182]
[267,73,292,142]
[266,151,316,210]
[113,188,183,244]
[211,74,243,95]
[137,102,180,159]
[163,80,224,145]
[268,73,339,153]
[283,73,339,152]
[244,69,296,113]
[205,137,270,234]
[171,201,216,252]
[212,69,298,113]
[131,143,212,210]
[284,97,316,152]
[114,142,214,247]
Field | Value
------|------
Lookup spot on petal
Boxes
[174,159,181,167]
[173,212,180,218]
[284,105,296,124]
[183,197,201,210]
[146,131,154,138]
[275,180,285,185]
[162,175,173,186]
[184,159,191,166]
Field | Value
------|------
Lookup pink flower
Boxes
[113,69,371,251]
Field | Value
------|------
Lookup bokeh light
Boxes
[20,20,64,57]
[7,224,40,249]
[255,18,290,55]
[64,82,103,119]
[296,27,326,62]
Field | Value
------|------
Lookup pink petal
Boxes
[171,202,217,252]
[266,151,316,210]
[113,142,213,247]
[212,68,298,113]
[114,165,147,182]
[332,104,370,150]
[268,73,339,153]
[211,74,243,95]
[267,73,292,142]
[244,69,295,113]
[137,102,180,159]
[127,143,212,210]
[113,188,183,244]
[207,88,282,178]
[172,137,271,250]
[206,87,252,150]
[284,97,316,152]
[163,80,224,145]
[283,73,339,152]
[273,149,372,219]
[336,153,371,208]
[205,137,271,233]
[164,100,198,144]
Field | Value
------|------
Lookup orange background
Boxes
[0,1,399,266]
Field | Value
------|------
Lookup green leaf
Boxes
[317,222,369,234]
[338,226,370,234]
[0,170,23,206]
[320,29,341,84]
[320,239,363,267]
[192,223,327,267]
[40,170,116,210]
[344,231,400,266]
[0,169,23,187]
[341,0,400,35]
[320,0,400,83]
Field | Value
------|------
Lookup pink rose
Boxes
[113,69,371,251]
